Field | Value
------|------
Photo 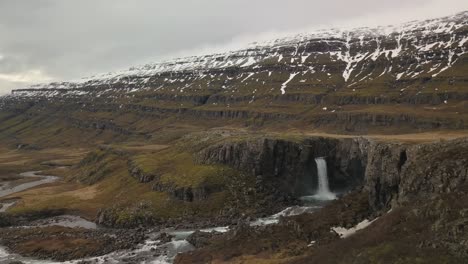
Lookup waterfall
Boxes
[313,157,336,200]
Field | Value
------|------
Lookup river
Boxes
[0,171,59,198]
[0,169,333,263]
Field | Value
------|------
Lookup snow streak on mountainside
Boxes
[6,10,468,99]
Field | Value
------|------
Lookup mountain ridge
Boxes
[0,10,468,136]
[7,10,468,93]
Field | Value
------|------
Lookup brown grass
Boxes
[264,129,468,144]
[17,238,101,255]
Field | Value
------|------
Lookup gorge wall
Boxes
[196,137,369,197]
[196,135,468,216]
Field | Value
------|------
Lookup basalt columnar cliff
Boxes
[1,11,468,136]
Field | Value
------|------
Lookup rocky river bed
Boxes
[0,171,332,263]
[0,204,327,263]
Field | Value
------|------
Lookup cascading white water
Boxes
[313,157,336,200]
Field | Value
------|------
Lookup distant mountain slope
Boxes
[10,11,468,92]
[1,11,468,139]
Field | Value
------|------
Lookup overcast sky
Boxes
[0,0,468,95]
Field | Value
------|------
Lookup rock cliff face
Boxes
[396,138,468,204]
[40,127,467,230]
[363,138,468,213]
[197,136,468,217]
[175,136,468,263]
[363,141,408,211]
[196,137,369,196]
[152,182,223,202]
[1,12,468,136]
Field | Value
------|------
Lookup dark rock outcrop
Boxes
[128,159,157,183]
[364,137,468,213]
[196,137,369,196]
[398,138,468,205]
[186,230,224,248]
[364,142,408,212]
[196,135,468,218]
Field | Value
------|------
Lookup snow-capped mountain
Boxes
[10,11,468,97]
[1,11,468,132]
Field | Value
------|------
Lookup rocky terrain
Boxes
[0,11,467,264]
[175,137,468,263]
[0,131,466,263]
[0,226,146,261]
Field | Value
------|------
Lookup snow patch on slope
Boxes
[280,73,299,94]
[8,11,468,98]
[332,218,379,238]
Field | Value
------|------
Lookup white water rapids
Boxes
[0,164,336,263]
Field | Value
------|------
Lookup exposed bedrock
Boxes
[364,138,468,213]
[363,141,408,212]
[197,136,468,215]
[2,93,467,139]
[196,137,369,197]
[324,91,468,106]
[152,182,224,202]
